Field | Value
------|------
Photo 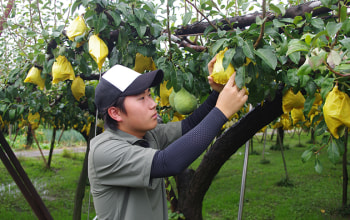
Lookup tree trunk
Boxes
[276,127,284,148]
[25,125,34,149]
[72,127,93,220]
[47,128,56,168]
[178,86,283,219]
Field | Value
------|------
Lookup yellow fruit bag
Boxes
[28,112,40,130]
[24,66,45,90]
[291,108,305,125]
[66,16,87,41]
[52,55,75,84]
[89,34,108,71]
[134,53,157,73]
[159,81,173,107]
[323,85,350,138]
[281,113,292,130]
[210,47,235,84]
[71,76,85,101]
[282,89,305,113]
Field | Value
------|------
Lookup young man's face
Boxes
[117,89,158,138]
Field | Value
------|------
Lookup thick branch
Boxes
[175,1,329,36]
[0,0,15,37]
[179,84,284,219]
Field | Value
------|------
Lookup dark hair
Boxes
[103,96,127,131]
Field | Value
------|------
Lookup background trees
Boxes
[1,0,349,219]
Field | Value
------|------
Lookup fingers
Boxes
[226,72,236,87]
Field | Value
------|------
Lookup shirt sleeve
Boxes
[150,107,227,178]
[181,91,219,134]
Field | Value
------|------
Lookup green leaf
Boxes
[340,5,347,22]
[311,18,324,29]
[235,66,245,89]
[327,141,340,164]
[340,38,350,50]
[9,109,16,120]
[182,12,192,26]
[269,4,286,16]
[287,69,299,86]
[242,40,254,60]
[286,39,310,56]
[222,48,235,70]
[304,96,315,114]
[254,48,277,70]
[209,39,227,55]
[109,10,121,27]
[320,78,334,99]
[334,138,345,155]
[301,148,314,163]
[134,9,146,22]
[183,72,194,91]
[326,22,342,38]
[136,24,147,38]
[314,157,323,174]
[297,64,312,76]
[288,52,300,64]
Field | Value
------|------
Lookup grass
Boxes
[0,129,349,219]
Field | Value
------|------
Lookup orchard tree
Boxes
[1,0,350,219]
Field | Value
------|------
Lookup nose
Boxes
[148,95,157,109]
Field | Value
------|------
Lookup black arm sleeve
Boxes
[181,91,219,134]
[150,107,227,178]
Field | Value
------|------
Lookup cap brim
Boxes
[121,69,164,96]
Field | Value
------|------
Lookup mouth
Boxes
[152,113,158,119]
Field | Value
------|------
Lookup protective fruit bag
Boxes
[159,80,173,107]
[134,53,157,73]
[52,55,75,84]
[66,16,87,41]
[89,34,108,71]
[24,66,45,90]
[71,76,85,101]
[282,89,305,113]
[323,85,350,138]
[291,108,305,125]
[28,112,40,130]
[210,47,235,84]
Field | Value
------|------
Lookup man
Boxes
[88,57,248,220]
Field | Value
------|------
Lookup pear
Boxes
[174,87,197,115]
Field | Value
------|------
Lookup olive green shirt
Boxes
[88,121,182,220]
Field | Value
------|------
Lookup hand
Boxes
[207,55,225,92]
[215,73,248,119]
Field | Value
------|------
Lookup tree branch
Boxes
[253,0,266,48]
[0,0,15,37]
[185,0,218,31]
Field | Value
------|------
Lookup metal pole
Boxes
[238,104,252,220]
[237,139,250,220]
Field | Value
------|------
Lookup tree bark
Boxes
[47,128,57,168]
[73,129,92,220]
[178,85,284,219]
[175,1,330,36]
[0,0,15,37]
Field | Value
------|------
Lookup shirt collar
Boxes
[106,128,149,146]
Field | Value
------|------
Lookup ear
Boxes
[108,107,123,122]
